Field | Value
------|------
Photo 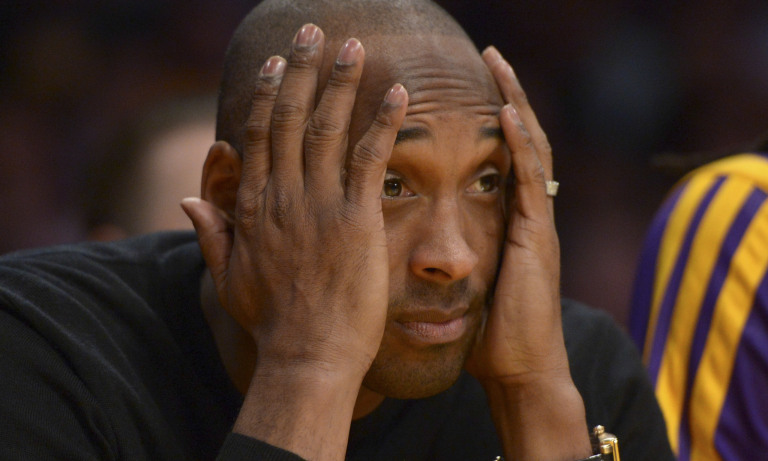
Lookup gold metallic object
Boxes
[594,425,621,461]
[492,425,619,461]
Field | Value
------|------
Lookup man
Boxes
[0,1,673,460]
[631,135,768,460]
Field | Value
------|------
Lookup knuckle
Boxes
[523,138,536,152]
[267,187,295,224]
[288,46,319,67]
[254,76,281,96]
[371,109,396,131]
[348,108,398,167]
[325,65,358,89]
[305,113,344,145]
[531,163,547,183]
[352,140,385,169]
[246,112,272,140]
[235,197,261,231]
[271,100,309,128]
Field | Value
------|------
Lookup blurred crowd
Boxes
[1,0,767,327]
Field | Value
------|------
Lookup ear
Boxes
[201,141,241,220]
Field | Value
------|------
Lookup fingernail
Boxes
[259,56,286,77]
[337,38,362,65]
[385,84,407,106]
[504,104,521,123]
[180,197,199,214]
[181,197,201,205]
[294,23,320,48]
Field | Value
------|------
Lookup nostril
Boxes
[422,267,451,281]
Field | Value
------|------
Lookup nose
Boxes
[408,200,479,284]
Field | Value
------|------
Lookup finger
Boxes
[304,38,365,192]
[240,56,286,201]
[181,197,234,306]
[482,46,553,180]
[345,84,408,209]
[270,23,324,186]
[499,105,550,220]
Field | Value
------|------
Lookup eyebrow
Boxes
[394,126,504,145]
[395,127,429,144]
[479,126,504,142]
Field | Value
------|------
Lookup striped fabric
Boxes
[630,153,768,461]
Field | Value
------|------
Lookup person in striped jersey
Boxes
[630,136,768,461]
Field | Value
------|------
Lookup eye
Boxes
[467,173,501,194]
[381,173,414,199]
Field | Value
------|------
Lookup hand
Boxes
[465,46,564,385]
[183,24,407,459]
[466,46,591,460]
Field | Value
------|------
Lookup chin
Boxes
[362,343,469,399]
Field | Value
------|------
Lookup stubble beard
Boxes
[361,278,492,400]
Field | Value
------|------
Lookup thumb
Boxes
[181,197,234,304]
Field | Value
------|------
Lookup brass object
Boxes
[593,425,621,461]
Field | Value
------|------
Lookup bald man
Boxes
[0,1,673,460]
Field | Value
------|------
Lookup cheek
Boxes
[468,202,505,276]
[382,205,413,273]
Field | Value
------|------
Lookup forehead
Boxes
[339,33,504,134]
[374,34,499,103]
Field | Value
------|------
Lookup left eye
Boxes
[468,174,500,193]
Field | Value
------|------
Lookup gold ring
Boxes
[545,180,559,197]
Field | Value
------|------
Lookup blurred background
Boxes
[1,0,767,328]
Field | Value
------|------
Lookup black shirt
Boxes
[0,232,674,460]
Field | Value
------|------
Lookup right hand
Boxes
[183,23,408,382]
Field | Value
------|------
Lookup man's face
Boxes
[344,34,509,399]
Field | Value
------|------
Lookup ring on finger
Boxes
[545,180,559,197]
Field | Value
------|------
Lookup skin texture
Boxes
[183,22,592,461]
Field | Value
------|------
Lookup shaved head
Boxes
[216,0,472,154]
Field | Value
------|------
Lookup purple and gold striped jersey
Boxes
[630,153,768,461]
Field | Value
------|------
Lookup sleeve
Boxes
[629,158,768,460]
[218,433,306,461]
[0,308,115,460]
[562,299,676,461]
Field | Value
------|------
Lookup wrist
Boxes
[483,375,592,461]
[233,366,363,461]
[493,426,621,461]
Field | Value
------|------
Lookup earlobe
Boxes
[201,140,242,220]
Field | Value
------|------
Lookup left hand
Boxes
[465,46,591,461]
[465,45,566,386]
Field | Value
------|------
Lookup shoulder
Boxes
[0,230,200,273]
[0,231,201,298]
[0,231,215,459]
[0,230,204,355]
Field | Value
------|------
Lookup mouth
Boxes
[394,306,470,346]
